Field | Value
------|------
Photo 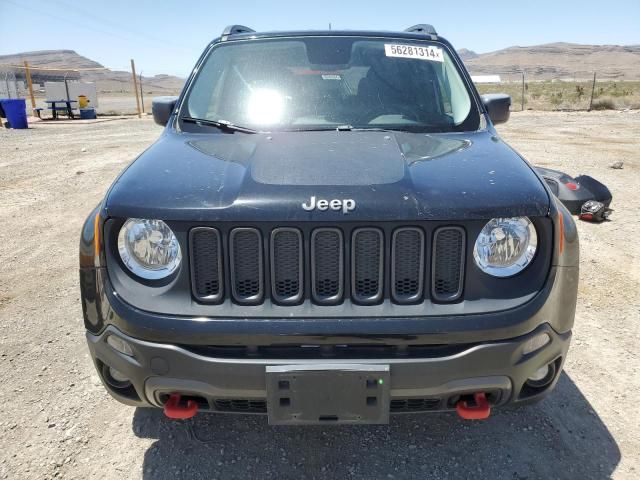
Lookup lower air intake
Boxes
[214,398,267,413]
[390,398,441,412]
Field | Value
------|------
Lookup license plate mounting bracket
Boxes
[266,364,390,425]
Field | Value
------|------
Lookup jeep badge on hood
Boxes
[302,196,356,214]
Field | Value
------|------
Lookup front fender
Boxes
[553,198,579,268]
[80,205,106,331]
[79,205,103,268]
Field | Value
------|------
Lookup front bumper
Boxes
[87,322,571,415]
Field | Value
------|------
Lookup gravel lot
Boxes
[0,111,638,479]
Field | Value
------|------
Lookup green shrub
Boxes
[550,92,563,107]
[591,98,616,110]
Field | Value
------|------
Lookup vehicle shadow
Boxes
[133,373,620,479]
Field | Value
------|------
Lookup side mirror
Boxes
[481,94,511,125]
[152,96,178,126]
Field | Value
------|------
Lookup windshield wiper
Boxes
[330,125,442,133]
[283,125,402,132]
[340,125,448,133]
[180,116,258,134]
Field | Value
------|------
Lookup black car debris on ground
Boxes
[80,24,579,425]
[535,166,613,221]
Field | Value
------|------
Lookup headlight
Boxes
[117,218,181,280]
[473,217,537,277]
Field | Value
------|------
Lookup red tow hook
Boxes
[163,393,199,419]
[456,392,491,420]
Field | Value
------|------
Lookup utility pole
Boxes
[588,72,597,112]
[130,59,142,118]
[24,61,36,115]
[521,71,525,111]
[139,71,145,113]
[63,71,70,102]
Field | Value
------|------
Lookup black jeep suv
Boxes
[80,24,579,424]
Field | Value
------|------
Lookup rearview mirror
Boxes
[481,94,511,125]
[152,96,178,126]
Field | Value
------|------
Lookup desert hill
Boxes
[457,48,479,61]
[459,42,640,80]
[0,50,184,93]
[2,42,640,92]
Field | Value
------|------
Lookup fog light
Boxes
[522,333,550,355]
[109,367,130,383]
[107,367,132,389]
[525,361,556,389]
[528,365,549,382]
[101,363,132,389]
[107,335,134,357]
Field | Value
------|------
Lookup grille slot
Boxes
[214,399,267,413]
[270,228,303,304]
[229,228,264,304]
[432,226,465,302]
[311,228,344,304]
[390,398,441,412]
[189,227,223,302]
[391,227,425,303]
[352,228,384,304]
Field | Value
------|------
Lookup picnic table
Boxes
[43,99,77,120]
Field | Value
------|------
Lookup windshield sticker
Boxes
[384,44,443,62]
[321,74,342,80]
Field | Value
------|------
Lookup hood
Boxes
[105,129,550,222]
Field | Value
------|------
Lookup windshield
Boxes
[182,36,480,132]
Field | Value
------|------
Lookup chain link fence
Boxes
[472,71,640,112]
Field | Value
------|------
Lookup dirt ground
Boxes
[0,111,639,479]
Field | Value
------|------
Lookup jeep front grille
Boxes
[352,228,384,304]
[188,225,466,305]
[431,226,465,302]
[229,228,264,304]
[189,227,223,302]
[270,228,303,304]
[391,227,425,303]
[311,228,344,304]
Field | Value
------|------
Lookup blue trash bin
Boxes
[79,107,97,120]
[0,98,28,129]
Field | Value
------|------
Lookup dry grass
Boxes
[476,80,640,111]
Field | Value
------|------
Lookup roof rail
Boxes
[221,25,255,40]
[404,24,437,36]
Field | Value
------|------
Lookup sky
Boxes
[1,0,639,76]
